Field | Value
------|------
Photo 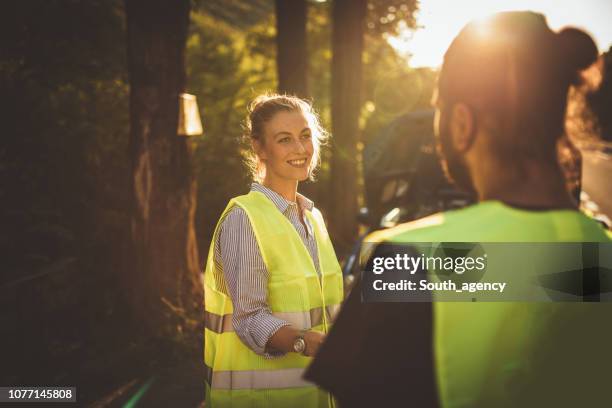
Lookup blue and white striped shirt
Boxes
[214,183,321,357]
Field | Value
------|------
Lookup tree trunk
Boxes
[275,0,319,202]
[329,0,366,253]
[275,0,308,99]
[125,0,201,337]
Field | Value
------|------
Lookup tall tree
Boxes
[276,0,320,201]
[329,0,367,251]
[275,0,309,98]
[125,0,201,337]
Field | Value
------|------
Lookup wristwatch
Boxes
[292,332,307,354]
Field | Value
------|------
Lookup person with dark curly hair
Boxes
[306,12,612,408]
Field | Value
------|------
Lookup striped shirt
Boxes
[214,183,321,357]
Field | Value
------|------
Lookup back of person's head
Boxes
[437,11,598,168]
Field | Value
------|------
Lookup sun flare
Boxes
[387,0,612,68]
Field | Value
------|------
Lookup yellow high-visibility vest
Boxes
[204,190,344,408]
[368,201,612,407]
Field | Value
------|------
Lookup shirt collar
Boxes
[296,192,314,211]
[251,183,314,214]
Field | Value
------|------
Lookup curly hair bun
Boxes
[557,27,598,83]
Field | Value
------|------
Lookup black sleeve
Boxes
[304,244,439,408]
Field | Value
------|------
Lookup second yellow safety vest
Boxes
[204,191,344,408]
[368,201,612,407]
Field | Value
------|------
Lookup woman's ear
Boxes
[252,138,267,161]
[449,103,476,153]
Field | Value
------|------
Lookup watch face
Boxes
[293,337,306,353]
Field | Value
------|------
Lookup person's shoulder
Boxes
[218,204,251,236]
[220,190,268,221]
[366,204,485,243]
[222,204,248,220]
[229,191,257,208]
[573,211,612,242]
[365,213,445,244]
[364,202,612,243]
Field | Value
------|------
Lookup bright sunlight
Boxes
[388,0,612,67]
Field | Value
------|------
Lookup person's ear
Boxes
[449,103,476,153]
[252,138,267,161]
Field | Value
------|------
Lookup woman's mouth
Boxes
[287,158,308,168]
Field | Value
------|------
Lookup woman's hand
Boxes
[303,330,326,357]
[267,326,326,356]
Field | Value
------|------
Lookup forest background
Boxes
[1,1,610,405]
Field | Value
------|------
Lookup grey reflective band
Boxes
[326,304,340,322]
[205,303,342,334]
[204,310,234,334]
[205,362,213,383]
[274,307,323,330]
[204,364,315,390]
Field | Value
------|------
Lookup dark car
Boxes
[343,109,475,277]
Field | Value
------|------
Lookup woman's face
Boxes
[256,110,314,183]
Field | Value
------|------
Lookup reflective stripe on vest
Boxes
[203,191,343,407]
[204,364,313,390]
[204,304,342,334]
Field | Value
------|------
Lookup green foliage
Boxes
[366,0,420,36]
[0,0,433,299]
[362,35,437,144]
[187,9,277,252]
[302,1,433,212]
[193,0,273,30]
[364,0,435,141]
[0,0,435,388]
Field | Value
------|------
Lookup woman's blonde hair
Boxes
[243,93,328,182]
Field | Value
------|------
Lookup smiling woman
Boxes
[202,94,344,407]
[244,94,328,186]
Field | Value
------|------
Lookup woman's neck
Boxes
[261,177,298,203]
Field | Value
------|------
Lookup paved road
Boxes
[582,148,612,218]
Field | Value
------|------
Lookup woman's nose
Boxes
[294,139,307,154]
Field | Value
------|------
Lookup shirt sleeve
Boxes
[304,243,439,407]
[217,207,291,358]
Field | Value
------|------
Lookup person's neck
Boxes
[474,162,577,210]
[261,177,298,203]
